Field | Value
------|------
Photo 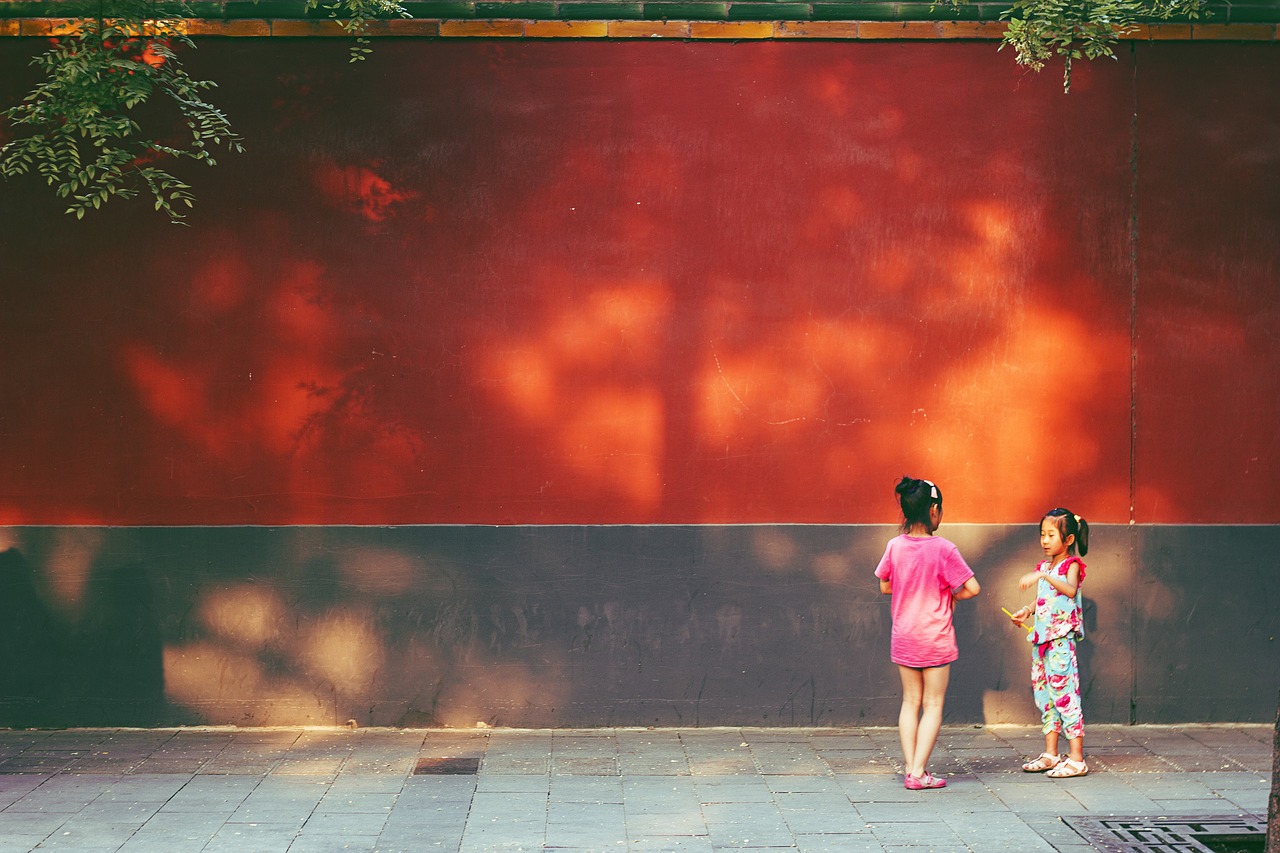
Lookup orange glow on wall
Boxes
[0,40,1274,526]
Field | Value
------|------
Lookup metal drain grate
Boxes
[1063,814,1266,852]
[413,756,481,775]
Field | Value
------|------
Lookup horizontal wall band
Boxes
[0,17,1276,39]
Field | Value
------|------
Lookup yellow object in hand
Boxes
[1002,607,1033,632]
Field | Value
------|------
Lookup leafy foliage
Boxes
[957,0,1208,91]
[313,0,413,62]
[1,0,1209,223]
[0,1,244,223]
[0,0,407,222]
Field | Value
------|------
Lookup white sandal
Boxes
[1021,752,1061,773]
[1046,758,1088,778]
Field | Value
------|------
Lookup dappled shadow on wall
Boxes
[0,538,166,727]
[0,39,1149,527]
[0,522,1169,728]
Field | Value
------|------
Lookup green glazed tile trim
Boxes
[398,0,477,15]
[146,1,220,15]
[975,3,1013,17]
[1228,4,1280,23]
[1,0,1267,28]
[476,0,558,16]
[222,0,314,17]
[810,1,898,20]
[803,2,865,17]
[557,1,644,17]
[643,2,728,18]
[727,2,809,18]
[1133,0,1223,20]
[897,1,984,19]
[173,1,227,16]
[21,0,213,14]
[0,1,85,16]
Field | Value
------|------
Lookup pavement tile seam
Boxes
[0,725,1270,852]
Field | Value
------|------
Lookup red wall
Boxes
[1134,45,1280,523]
[0,40,1276,526]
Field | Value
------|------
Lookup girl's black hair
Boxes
[895,476,941,533]
[1043,507,1089,556]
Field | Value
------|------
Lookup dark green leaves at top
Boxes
[945,0,1207,91]
[0,8,242,222]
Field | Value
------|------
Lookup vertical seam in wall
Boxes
[1128,41,1140,726]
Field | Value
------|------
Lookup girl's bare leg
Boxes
[898,664,950,778]
[911,665,950,777]
[897,665,923,774]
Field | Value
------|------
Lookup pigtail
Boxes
[1073,515,1089,557]
[1044,507,1088,556]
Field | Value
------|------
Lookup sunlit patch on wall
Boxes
[163,641,338,723]
[557,387,664,510]
[164,641,266,704]
[433,662,568,729]
[752,528,799,573]
[810,551,853,585]
[272,260,333,340]
[473,280,671,509]
[866,251,915,292]
[336,548,420,595]
[260,357,344,454]
[814,71,851,117]
[982,687,1039,725]
[45,528,106,616]
[123,342,341,461]
[949,200,1038,299]
[123,345,214,436]
[197,584,286,650]
[804,185,868,245]
[894,151,923,184]
[925,310,1125,518]
[300,609,385,695]
[701,318,892,443]
[487,350,556,423]
[545,282,671,367]
[314,162,415,222]
[964,200,1019,253]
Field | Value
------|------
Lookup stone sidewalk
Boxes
[0,724,1271,852]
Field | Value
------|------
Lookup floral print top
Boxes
[1028,556,1086,646]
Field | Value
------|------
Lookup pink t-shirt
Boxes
[874,534,975,668]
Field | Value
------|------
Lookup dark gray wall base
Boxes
[0,525,1275,728]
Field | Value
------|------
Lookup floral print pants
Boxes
[1032,638,1083,740]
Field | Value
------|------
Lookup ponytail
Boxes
[895,476,941,533]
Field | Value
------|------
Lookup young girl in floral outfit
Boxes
[1009,508,1089,778]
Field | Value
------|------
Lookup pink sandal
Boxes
[904,771,947,790]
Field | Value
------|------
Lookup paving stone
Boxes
[550,774,624,802]
[201,821,301,852]
[624,808,709,836]
[0,724,1267,852]
[288,833,379,852]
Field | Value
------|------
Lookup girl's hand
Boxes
[1017,571,1041,591]
[1010,605,1033,626]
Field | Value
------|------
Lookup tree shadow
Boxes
[0,540,169,727]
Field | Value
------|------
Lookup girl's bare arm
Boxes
[953,576,981,600]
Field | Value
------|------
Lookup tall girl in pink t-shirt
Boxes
[875,476,981,790]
